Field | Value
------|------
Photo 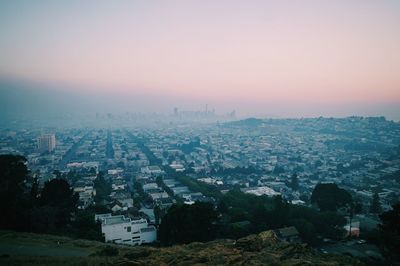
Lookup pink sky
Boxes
[0,1,399,116]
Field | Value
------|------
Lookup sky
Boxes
[0,0,399,119]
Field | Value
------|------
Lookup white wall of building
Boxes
[100,215,157,246]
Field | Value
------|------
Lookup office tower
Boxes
[37,134,56,152]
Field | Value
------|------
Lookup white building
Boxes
[74,185,96,209]
[141,165,163,175]
[108,169,124,175]
[142,182,159,192]
[169,163,185,172]
[149,191,169,200]
[98,214,156,246]
[66,161,99,173]
[241,186,280,197]
[37,134,56,153]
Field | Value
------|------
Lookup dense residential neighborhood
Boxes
[0,116,399,262]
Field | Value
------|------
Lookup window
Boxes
[127,226,131,232]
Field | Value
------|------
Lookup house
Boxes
[74,182,96,209]
[108,200,124,212]
[274,226,301,243]
[142,182,159,192]
[155,197,174,208]
[112,179,127,191]
[99,214,156,246]
[111,190,133,208]
[108,169,124,175]
[149,191,169,200]
[241,186,280,197]
[344,221,360,237]
[95,213,112,222]
[169,163,185,172]
[141,165,163,175]
[172,186,190,196]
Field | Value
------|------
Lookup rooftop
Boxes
[275,226,299,237]
[103,215,130,225]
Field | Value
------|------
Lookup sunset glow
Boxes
[1,1,399,117]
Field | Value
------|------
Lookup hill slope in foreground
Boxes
[0,230,362,265]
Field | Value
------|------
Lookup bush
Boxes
[96,246,119,257]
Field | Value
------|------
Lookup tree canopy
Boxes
[217,189,346,244]
[311,183,352,212]
[38,178,79,228]
[379,203,400,263]
[0,155,29,229]
[159,202,218,245]
[0,155,98,239]
[370,192,382,214]
[289,173,299,190]
[94,172,111,203]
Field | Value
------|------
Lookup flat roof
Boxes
[103,215,129,225]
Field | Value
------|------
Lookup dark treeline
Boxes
[158,188,349,246]
[158,183,399,264]
[157,186,400,264]
[0,154,103,241]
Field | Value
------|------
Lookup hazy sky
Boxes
[0,1,399,119]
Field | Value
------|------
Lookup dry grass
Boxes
[0,230,363,266]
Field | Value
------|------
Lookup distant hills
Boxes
[224,117,265,127]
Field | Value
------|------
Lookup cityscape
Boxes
[1,1,400,265]
[1,114,399,264]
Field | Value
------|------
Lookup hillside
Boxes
[0,230,362,265]
[224,118,265,127]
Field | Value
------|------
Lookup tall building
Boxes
[37,134,56,153]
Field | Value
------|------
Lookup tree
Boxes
[311,183,352,212]
[299,194,309,203]
[269,195,289,228]
[73,210,103,241]
[116,161,125,169]
[156,176,163,187]
[353,200,363,214]
[289,173,299,190]
[273,165,285,175]
[217,200,228,214]
[290,218,317,244]
[159,202,217,245]
[94,172,111,203]
[29,177,39,206]
[0,155,29,230]
[379,203,400,263]
[154,205,161,226]
[251,204,269,232]
[40,178,78,228]
[313,211,346,239]
[29,205,58,233]
[370,192,382,214]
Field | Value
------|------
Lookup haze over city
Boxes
[1,0,400,120]
[1,1,400,265]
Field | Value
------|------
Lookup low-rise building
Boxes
[98,214,156,246]
[274,226,301,243]
[241,186,280,197]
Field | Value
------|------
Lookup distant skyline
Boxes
[1,1,400,120]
